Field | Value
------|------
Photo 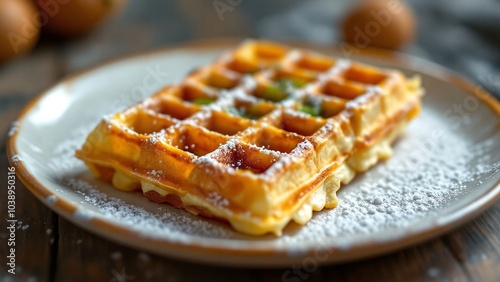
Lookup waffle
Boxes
[76,40,423,236]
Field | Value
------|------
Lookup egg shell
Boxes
[342,0,417,50]
[0,0,41,63]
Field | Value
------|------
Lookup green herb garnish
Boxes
[262,84,288,102]
[285,78,307,88]
[192,97,215,105]
[261,78,307,102]
[224,106,259,120]
[298,99,322,117]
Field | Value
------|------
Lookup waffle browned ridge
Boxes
[75,40,424,236]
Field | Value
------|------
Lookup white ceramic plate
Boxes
[8,41,500,267]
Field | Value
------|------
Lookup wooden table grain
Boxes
[1,1,499,281]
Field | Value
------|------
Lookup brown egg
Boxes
[0,0,41,63]
[35,0,126,38]
[341,0,417,50]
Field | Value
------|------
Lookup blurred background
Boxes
[1,0,499,133]
[2,1,500,280]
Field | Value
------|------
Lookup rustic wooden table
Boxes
[1,1,499,281]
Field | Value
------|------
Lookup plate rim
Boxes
[7,39,500,267]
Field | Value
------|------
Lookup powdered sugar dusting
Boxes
[147,169,163,180]
[47,123,96,174]
[62,177,234,241]
[73,208,95,222]
[276,107,500,247]
[245,141,281,158]
[292,140,313,154]
[11,155,22,164]
[40,101,499,251]
[149,129,167,144]
[9,121,19,137]
[46,195,57,205]
[207,192,230,208]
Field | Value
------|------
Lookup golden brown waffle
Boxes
[76,40,423,236]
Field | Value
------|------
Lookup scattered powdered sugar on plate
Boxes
[47,123,97,174]
[11,155,22,164]
[8,121,19,137]
[73,207,96,222]
[46,195,57,205]
[44,105,499,250]
[276,108,500,247]
[62,177,234,241]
